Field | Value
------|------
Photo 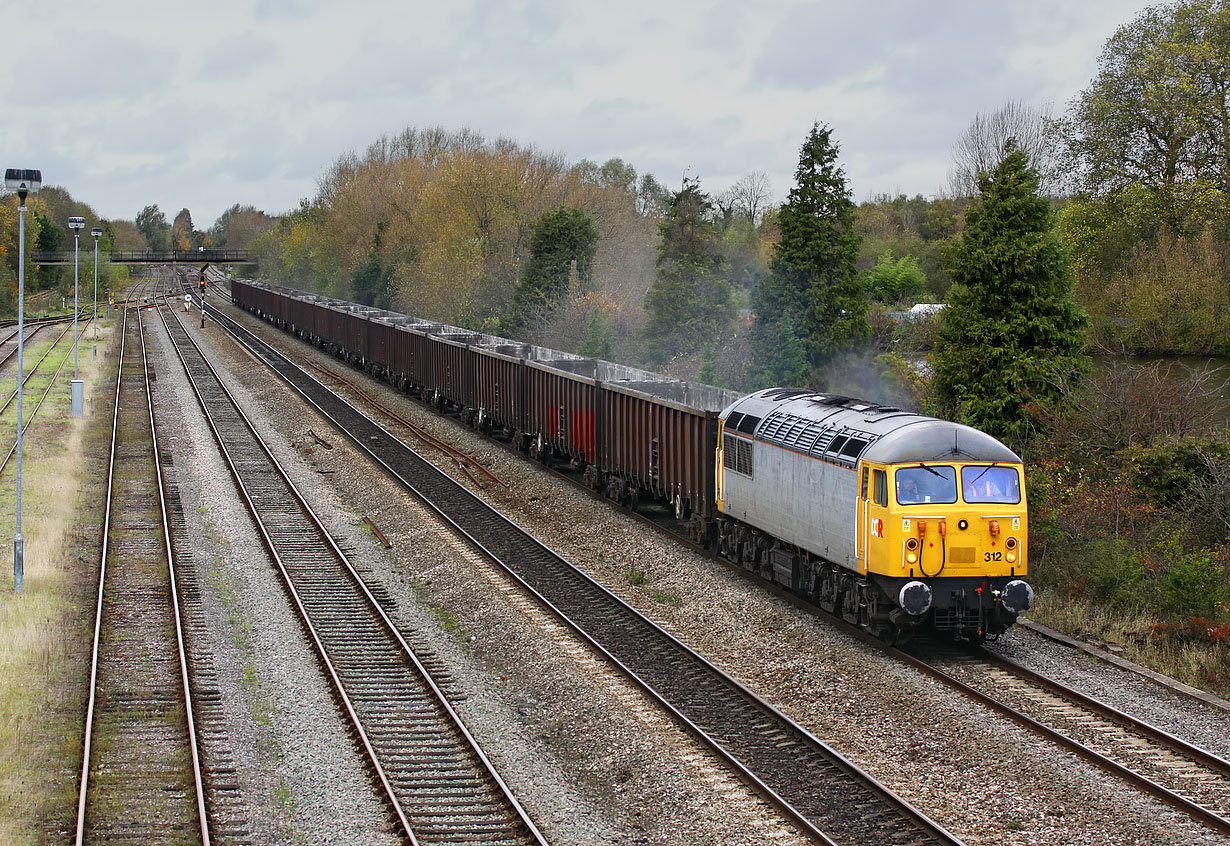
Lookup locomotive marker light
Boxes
[5,167,42,592]
[92,228,102,357]
[69,216,86,416]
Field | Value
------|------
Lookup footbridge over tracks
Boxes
[30,249,254,265]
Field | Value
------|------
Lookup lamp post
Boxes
[68,216,85,417]
[5,168,42,593]
[92,228,102,357]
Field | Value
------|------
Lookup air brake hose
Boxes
[919,536,946,578]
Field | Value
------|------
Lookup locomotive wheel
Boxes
[864,584,896,642]
[839,576,861,625]
[817,565,839,613]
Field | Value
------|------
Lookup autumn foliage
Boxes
[251,127,659,353]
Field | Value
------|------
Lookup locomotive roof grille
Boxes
[734,414,761,435]
[809,431,838,456]
[754,410,879,463]
[806,393,902,416]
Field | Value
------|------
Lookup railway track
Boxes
[158,295,545,845]
[76,297,210,844]
[199,290,964,846]
[900,643,1230,837]
[0,321,88,478]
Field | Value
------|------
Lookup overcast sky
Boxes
[6,1,1154,228]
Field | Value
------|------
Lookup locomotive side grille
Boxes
[723,433,754,477]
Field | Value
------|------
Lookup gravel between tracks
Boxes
[148,308,401,846]
[183,292,1230,846]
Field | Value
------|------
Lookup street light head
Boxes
[4,168,41,194]
[91,227,103,240]
[68,216,86,230]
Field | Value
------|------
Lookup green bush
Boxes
[1162,550,1230,621]
[1125,437,1230,507]
[863,250,927,303]
[1083,538,1148,607]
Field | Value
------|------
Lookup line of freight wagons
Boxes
[231,279,742,529]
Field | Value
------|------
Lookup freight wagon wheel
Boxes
[582,464,601,490]
[674,494,687,521]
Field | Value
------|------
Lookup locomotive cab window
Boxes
[895,466,957,504]
[961,465,1021,504]
[873,469,887,507]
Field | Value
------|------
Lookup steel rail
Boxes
[977,647,1230,778]
[73,297,127,846]
[143,302,212,844]
[158,298,545,846]
[0,322,74,415]
[75,288,210,844]
[207,294,965,846]
[305,360,507,489]
[892,644,1230,837]
[0,319,78,478]
[0,322,44,370]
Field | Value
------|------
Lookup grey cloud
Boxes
[198,33,279,79]
[254,0,324,22]
[752,2,1023,91]
[9,34,178,107]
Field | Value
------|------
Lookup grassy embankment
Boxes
[0,315,116,842]
[1021,396,1230,699]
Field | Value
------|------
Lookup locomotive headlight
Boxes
[957,519,968,531]
[905,538,919,551]
[1005,537,1018,550]
[906,552,918,564]
[1006,552,1017,563]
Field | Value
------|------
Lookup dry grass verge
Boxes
[0,319,115,843]
[1029,592,1230,700]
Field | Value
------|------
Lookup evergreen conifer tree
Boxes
[642,179,734,364]
[931,145,1088,442]
[752,123,867,385]
[351,221,394,309]
[505,207,598,336]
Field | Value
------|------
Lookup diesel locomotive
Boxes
[231,280,1032,642]
[713,389,1032,641]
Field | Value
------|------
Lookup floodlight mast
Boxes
[5,168,42,593]
[92,228,102,356]
[69,216,85,379]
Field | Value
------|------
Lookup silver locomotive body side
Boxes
[721,439,859,570]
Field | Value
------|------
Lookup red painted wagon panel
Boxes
[525,360,599,463]
[472,346,526,432]
[425,333,479,407]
